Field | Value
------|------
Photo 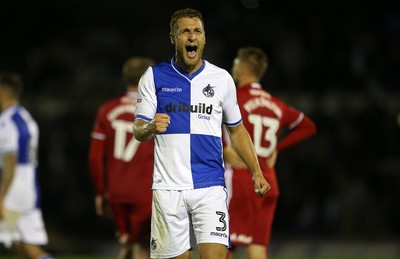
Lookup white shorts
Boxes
[4,166,38,212]
[150,186,230,258]
[0,208,49,248]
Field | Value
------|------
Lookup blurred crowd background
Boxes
[1,0,399,255]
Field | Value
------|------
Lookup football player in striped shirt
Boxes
[0,72,53,259]
[133,8,270,259]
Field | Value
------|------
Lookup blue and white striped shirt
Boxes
[135,59,242,190]
[0,105,40,211]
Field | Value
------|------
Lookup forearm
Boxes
[0,153,17,198]
[277,116,316,151]
[227,124,270,196]
[133,118,156,142]
[229,124,262,176]
[277,129,312,151]
[223,146,247,169]
[90,170,105,195]
[133,113,171,141]
[88,140,106,195]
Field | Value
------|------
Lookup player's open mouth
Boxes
[186,46,197,58]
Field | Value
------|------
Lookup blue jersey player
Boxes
[133,8,271,259]
[0,72,53,259]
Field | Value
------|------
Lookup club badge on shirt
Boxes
[203,84,215,98]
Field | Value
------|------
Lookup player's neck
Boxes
[175,58,203,75]
[1,99,18,111]
[238,76,259,88]
[127,86,138,92]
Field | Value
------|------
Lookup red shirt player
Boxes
[224,47,317,259]
[88,57,155,259]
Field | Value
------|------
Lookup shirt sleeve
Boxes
[222,72,242,127]
[88,138,106,195]
[88,108,107,195]
[277,103,317,151]
[0,120,18,154]
[135,67,157,122]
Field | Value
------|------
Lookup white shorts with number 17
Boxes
[150,186,230,258]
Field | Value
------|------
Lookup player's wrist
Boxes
[134,119,155,141]
[251,168,263,177]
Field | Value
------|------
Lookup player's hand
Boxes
[151,113,170,134]
[266,150,278,168]
[95,195,104,216]
[95,194,112,218]
[252,173,271,197]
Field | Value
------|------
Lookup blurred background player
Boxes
[0,71,53,259]
[88,57,155,259]
[224,47,317,259]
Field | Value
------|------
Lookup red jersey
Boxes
[89,92,154,204]
[230,82,316,197]
[226,82,316,245]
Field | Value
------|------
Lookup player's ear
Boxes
[169,33,175,45]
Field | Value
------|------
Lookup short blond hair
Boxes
[237,47,268,80]
[122,57,155,86]
[170,8,204,33]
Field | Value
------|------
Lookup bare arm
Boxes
[225,123,270,196]
[223,146,247,169]
[133,113,170,141]
[0,152,17,219]
[224,142,278,169]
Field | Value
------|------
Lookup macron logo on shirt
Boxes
[162,87,183,92]
[165,102,213,115]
